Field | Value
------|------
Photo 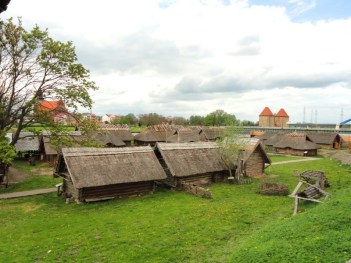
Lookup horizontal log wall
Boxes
[81,181,155,202]
[63,180,79,199]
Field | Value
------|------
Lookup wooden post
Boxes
[293,196,299,215]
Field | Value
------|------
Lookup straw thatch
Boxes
[156,142,226,177]
[307,132,344,149]
[14,132,40,152]
[58,146,167,189]
[167,129,201,143]
[274,133,320,150]
[134,130,176,145]
[200,127,225,141]
[90,131,126,147]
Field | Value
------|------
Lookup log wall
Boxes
[245,151,265,177]
[80,181,155,202]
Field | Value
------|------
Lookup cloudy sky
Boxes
[3,0,351,123]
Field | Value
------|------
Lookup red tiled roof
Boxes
[276,108,289,117]
[38,101,65,111]
[259,107,273,116]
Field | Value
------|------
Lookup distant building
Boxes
[102,114,120,123]
[259,107,289,128]
[38,100,69,124]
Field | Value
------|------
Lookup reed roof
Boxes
[14,132,40,152]
[274,134,321,150]
[156,142,226,177]
[60,146,167,188]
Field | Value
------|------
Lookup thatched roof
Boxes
[240,138,271,165]
[274,133,321,150]
[98,123,130,131]
[41,131,85,156]
[59,146,167,188]
[134,130,176,143]
[200,127,225,141]
[167,129,201,143]
[263,132,286,146]
[14,132,40,152]
[90,132,126,147]
[307,133,341,145]
[156,142,226,177]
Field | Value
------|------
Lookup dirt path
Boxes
[0,188,57,199]
[271,157,321,165]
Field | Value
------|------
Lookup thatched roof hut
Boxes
[155,142,227,186]
[240,138,271,177]
[199,127,225,141]
[273,133,320,156]
[134,130,176,146]
[55,146,167,202]
[167,128,201,143]
[307,132,345,149]
[90,131,126,147]
[14,132,40,153]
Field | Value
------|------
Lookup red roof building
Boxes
[259,107,274,117]
[38,100,69,124]
[276,108,289,117]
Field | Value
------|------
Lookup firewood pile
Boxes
[259,182,289,196]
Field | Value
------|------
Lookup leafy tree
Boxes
[0,18,98,146]
[204,109,238,126]
[169,116,187,126]
[189,115,205,126]
[112,113,137,126]
[216,126,246,182]
[138,113,166,126]
[241,120,257,126]
[0,133,16,165]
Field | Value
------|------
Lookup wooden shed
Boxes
[134,130,176,146]
[307,132,345,149]
[40,131,84,164]
[199,127,225,141]
[55,146,167,203]
[241,138,271,178]
[167,128,201,143]
[273,133,320,156]
[14,132,40,158]
[155,142,227,187]
[98,123,133,146]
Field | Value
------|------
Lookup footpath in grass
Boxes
[0,157,350,262]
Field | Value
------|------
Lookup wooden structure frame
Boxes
[289,170,330,215]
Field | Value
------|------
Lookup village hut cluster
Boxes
[8,122,347,203]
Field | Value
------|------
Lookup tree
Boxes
[204,109,238,126]
[0,133,16,165]
[112,113,137,126]
[189,115,205,126]
[138,113,166,126]
[0,18,98,146]
[216,126,246,182]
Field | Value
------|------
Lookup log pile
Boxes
[259,182,289,196]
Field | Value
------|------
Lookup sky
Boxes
[2,0,351,124]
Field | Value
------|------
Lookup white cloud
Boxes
[3,0,351,123]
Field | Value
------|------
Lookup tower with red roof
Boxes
[259,107,289,127]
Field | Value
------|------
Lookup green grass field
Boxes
[0,157,350,262]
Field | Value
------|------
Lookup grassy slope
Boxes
[0,157,350,262]
[230,159,351,263]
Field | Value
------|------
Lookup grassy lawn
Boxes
[0,157,350,262]
[1,160,60,193]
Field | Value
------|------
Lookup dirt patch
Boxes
[320,150,351,166]
[8,167,29,183]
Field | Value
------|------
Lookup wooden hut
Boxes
[155,142,227,187]
[55,146,167,203]
[167,128,201,143]
[273,133,320,156]
[307,132,345,149]
[14,132,40,159]
[199,127,225,141]
[134,125,176,146]
[40,131,84,164]
[241,138,271,177]
[98,123,133,146]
